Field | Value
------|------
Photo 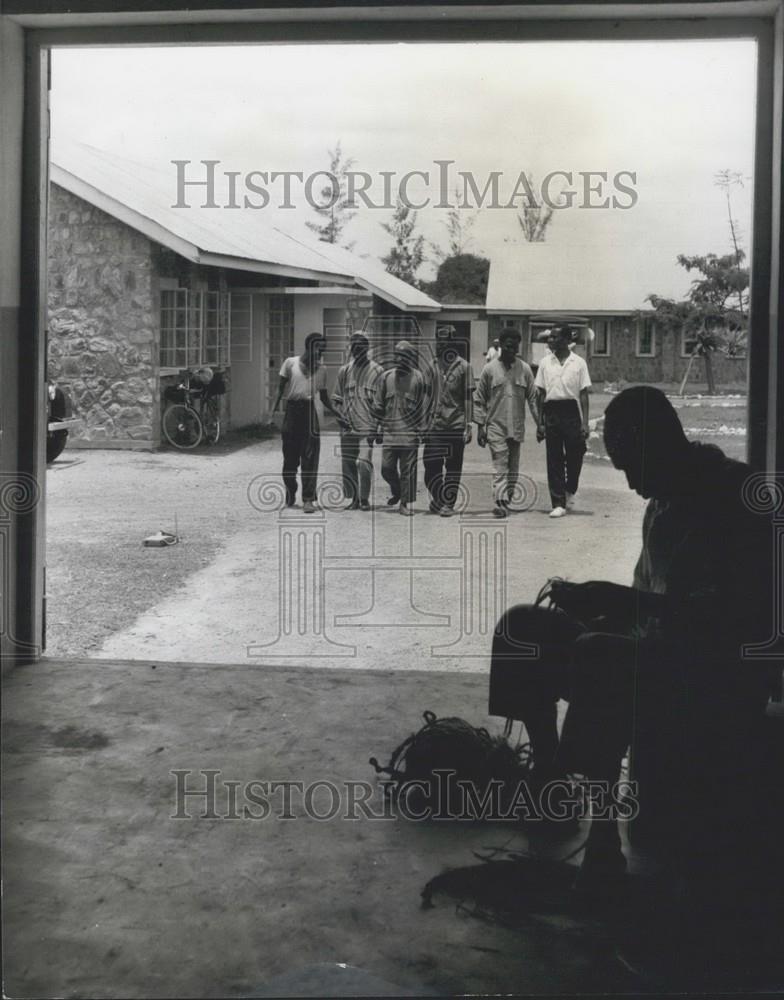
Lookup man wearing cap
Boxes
[473,329,539,517]
[376,340,426,516]
[271,331,338,514]
[332,332,384,511]
[534,324,591,518]
[423,326,473,517]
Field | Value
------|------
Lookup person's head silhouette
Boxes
[603,386,689,499]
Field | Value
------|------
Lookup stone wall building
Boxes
[47,143,440,449]
[48,185,159,447]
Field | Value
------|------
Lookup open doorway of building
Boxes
[44,38,757,665]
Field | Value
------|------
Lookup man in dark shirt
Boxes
[490,386,774,882]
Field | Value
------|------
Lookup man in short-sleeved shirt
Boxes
[534,325,591,518]
[271,332,337,512]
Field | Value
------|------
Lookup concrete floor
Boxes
[3,657,641,998]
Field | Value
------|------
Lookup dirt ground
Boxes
[3,658,641,998]
[45,423,647,666]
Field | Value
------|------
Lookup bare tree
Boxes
[306,141,357,248]
[430,190,480,262]
[517,174,554,242]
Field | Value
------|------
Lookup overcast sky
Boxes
[51,40,756,283]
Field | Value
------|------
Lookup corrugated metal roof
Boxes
[486,240,693,314]
[50,141,439,312]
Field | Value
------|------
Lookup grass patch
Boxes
[586,391,748,464]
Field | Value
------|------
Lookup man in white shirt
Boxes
[271,332,338,513]
[534,325,591,518]
[474,329,539,518]
[332,332,384,511]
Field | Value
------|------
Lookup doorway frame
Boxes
[1,1,781,663]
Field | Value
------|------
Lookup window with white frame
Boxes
[267,294,295,404]
[636,317,656,357]
[591,319,611,356]
[229,293,253,363]
[159,288,231,369]
[681,328,700,358]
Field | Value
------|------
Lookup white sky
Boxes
[51,40,756,282]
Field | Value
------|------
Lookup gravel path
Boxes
[45,431,646,668]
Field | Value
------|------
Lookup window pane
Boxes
[230,293,253,362]
[267,294,295,404]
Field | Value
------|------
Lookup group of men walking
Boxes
[273,324,591,518]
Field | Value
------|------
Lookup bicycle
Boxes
[162,368,224,449]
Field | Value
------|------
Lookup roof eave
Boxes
[357,276,440,312]
[51,162,361,285]
[51,163,202,263]
[198,252,356,284]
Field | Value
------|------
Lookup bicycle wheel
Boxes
[162,403,203,449]
[201,397,221,445]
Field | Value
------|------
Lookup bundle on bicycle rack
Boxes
[163,384,189,405]
[203,370,226,398]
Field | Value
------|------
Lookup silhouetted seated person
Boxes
[490,386,775,890]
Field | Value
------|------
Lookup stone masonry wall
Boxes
[48,184,158,446]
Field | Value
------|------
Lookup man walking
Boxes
[271,332,338,513]
[377,340,426,517]
[423,326,473,518]
[332,332,384,511]
[473,329,539,517]
[534,325,591,518]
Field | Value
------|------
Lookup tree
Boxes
[424,253,490,305]
[380,198,426,285]
[305,141,357,247]
[714,168,749,331]
[648,169,749,395]
[517,173,554,242]
[648,252,749,395]
[430,190,480,262]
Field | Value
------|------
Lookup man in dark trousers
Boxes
[377,340,426,517]
[534,325,591,518]
[271,332,338,513]
[489,387,775,890]
[423,326,473,518]
[332,332,384,510]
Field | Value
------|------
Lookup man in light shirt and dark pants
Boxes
[535,325,591,518]
[271,331,338,513]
